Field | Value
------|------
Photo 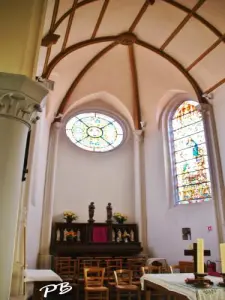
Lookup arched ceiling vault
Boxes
[38,0,225,127]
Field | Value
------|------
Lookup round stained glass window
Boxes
[65,112,124,152]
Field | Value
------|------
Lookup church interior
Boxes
[1,0,225,299]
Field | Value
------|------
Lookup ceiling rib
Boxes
[187,34,225,71]
[61,0,78,51]
[43,36,116,78]
[43,0,60,74]
[58,42,118,114]
[136,38,203,100]
[129,0,151,32]
[161,0,224,40]
[204,78,225,94]
[50,0,60,30]
[161,0,206,50]
[91,0,110,39]
[44,35,203,102]
[53,0,98,32]
[128,44,142,129]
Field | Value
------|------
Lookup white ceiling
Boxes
[37,0,225,120]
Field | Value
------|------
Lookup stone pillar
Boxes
[0,73,48,300]
[38,122,61,268]
[133,130,148,253]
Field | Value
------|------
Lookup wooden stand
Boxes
[218,274,225,287]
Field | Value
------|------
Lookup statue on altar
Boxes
[130,230,134,242]
[56,229,60,241]
[106,203,112,223]
[88,202,95,223]
[77,229,81,242]
[112,229,115,242]
[117,230,122,243]
[63,229,67,241]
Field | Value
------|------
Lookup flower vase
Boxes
[66,217,73,224]
[117,220,124,224]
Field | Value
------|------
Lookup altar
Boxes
[24,269,62,300]
[142,273,225,300]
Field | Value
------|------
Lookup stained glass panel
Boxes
[66,112,124,152]
[171,101,212,205]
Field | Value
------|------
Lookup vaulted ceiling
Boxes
[37,0,225,124]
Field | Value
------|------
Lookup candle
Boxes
[197,238,204,274]
[220,243,225,273]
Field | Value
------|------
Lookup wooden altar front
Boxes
[50,222,142,257]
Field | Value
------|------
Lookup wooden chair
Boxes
[169,264,180,273]
[53,256,71,272]
[127,258,146,285]
[55,258,79,299]
[84,267,109,300]
[141,265,162,275]
[179,261,194,273]
[114,270,141,300]
[105,259,123,296]
[77,257,95,283]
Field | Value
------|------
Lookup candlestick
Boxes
[197,239,204,274]
[220,244,225,273]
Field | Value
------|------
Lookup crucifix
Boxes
[184,243,211,274]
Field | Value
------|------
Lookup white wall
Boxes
[26,110,50,268]
[53,122,135,223]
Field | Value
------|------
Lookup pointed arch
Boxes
[63,91,135,131]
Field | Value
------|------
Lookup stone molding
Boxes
[0,73,48,126]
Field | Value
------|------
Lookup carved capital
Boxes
[0,73,48,127]
[0,91,42,125]
[196,103,211,115]
[53,121,62,130]
[133,129,144,142]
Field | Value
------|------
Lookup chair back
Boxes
[114,269,133,286]
[84,267,105,287]
[55,258,77,282]
[169,265,180,273]
[105,259,122,283]
[128,258,146,280]
[141,265,162,275]
[179,261,194,273]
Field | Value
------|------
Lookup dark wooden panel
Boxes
[50,222,142,257]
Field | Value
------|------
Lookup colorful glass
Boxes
[66,112,124,152]
[171,101,212,204]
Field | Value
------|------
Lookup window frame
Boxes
[160,96,224,219]
[64,109,129,153]
[168,100,212,205]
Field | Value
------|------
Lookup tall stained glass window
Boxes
[170,101,212,205]
[66,112,124,152]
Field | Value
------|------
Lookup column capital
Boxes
[133,129,144,142]
[52,121,62,130]
[0,73,48,127]
[196,103,211,115]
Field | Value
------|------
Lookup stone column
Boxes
[133,130,148,253]
[0,73,48,300]
[38,122,61,268]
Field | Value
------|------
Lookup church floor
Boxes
[44,291,168,300]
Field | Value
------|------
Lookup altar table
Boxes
[24,269,62,300]
[141,273,225,300]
